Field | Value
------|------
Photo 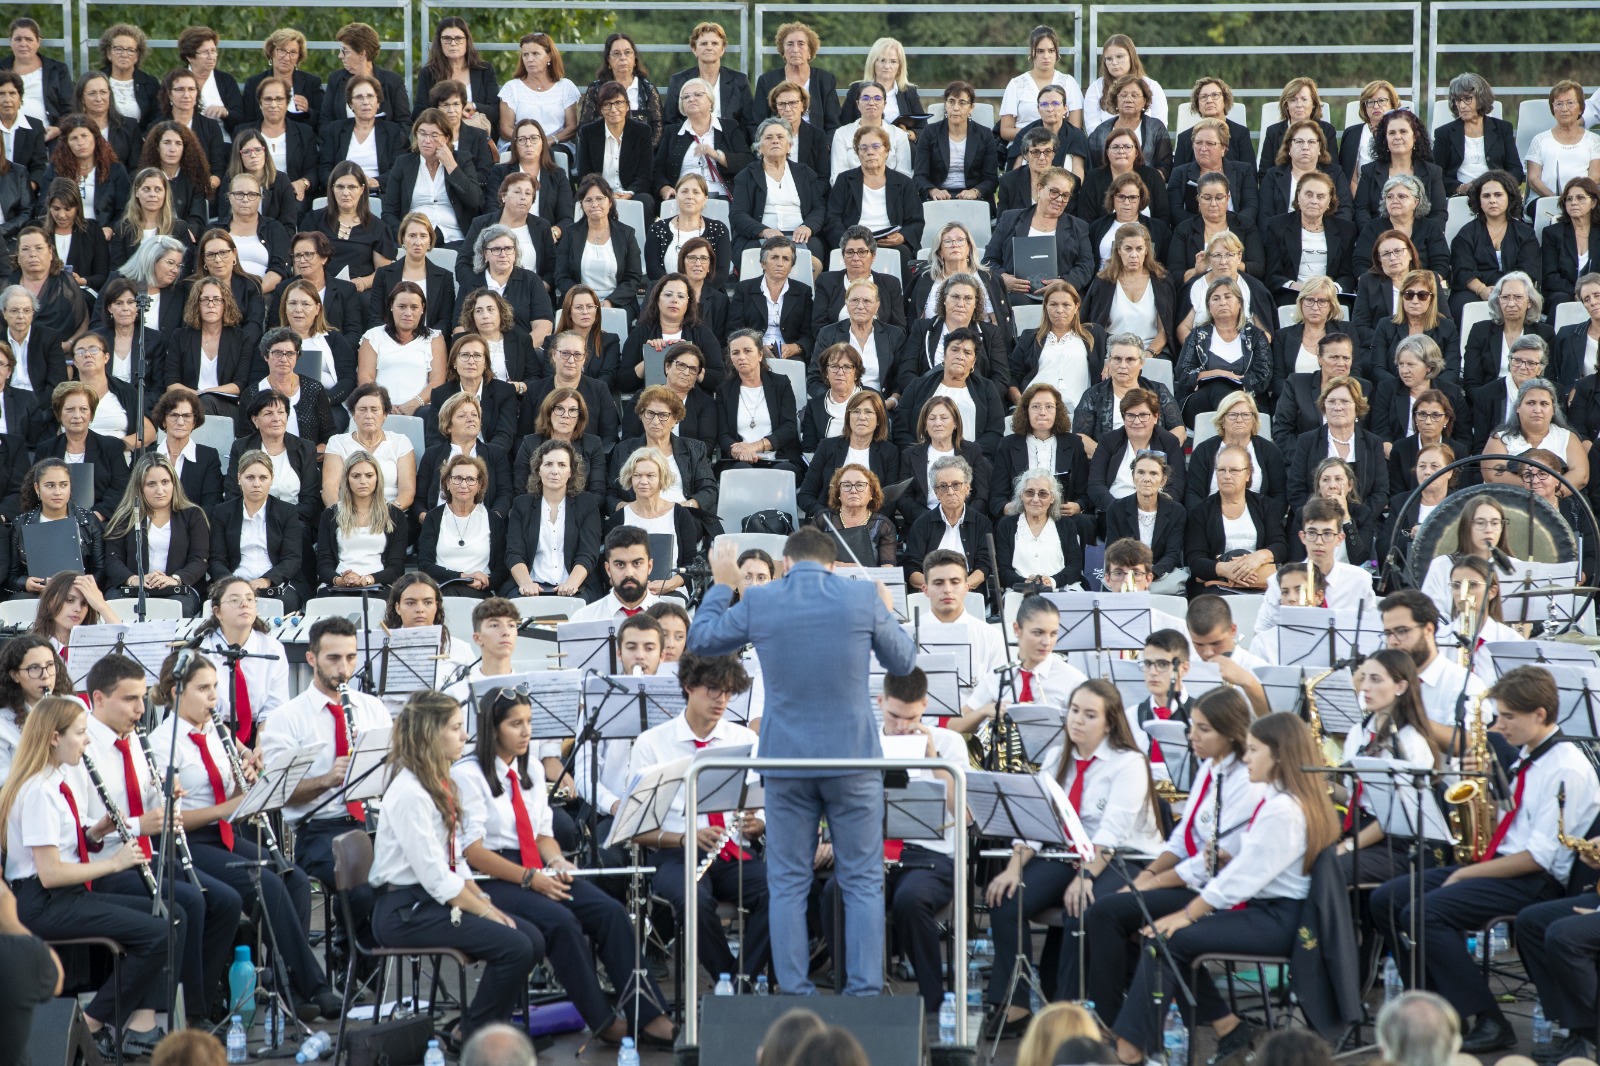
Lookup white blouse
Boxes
[1011,517,1066,579]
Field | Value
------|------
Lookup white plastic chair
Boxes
[191,417,236,470]
[1148,594,1191,620]
[717,468,799,534]
[660,198,731,228]
[1444,196,1473,244]
[1228,595,1266,649]
[441,597,479,647]
[906,591,987,619]
[1012,304,1044,334]
[0,600,39,626]
[304,596,386,625]
[1555,302,1588,331]
[426,247,458,275]
[105,598,185,621]
[615,198,647,247]
[1174,101,1245,134]
[384,414,426,462]
[1459,301,1493,341]
[922,199,994,251]
[1142,358,1175,391]
[1517,99,1557,161]
[1534,208,1559,242]
[713,532,790,561]
[511,595,586,621]
[1277,304,1299,330]
[600,306,628,343]
[1191,419,1220,447]
[254,597,286,621]
[765,358,808,419]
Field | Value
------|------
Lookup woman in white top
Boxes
[1483,377,1588,491]
[71,330,152,448]
[1445,555,1524,684]
[1419,494,1519,619]
[102,453,209,614]
[317,449,407,591]
[27,571,120,653]
[0,696,168,1052]
[614,446,694,595]
[358,281,446,415]
[1014,280,1099,411]
[419,453,505,597]
[982,679,1163,1034]
[369,691,541,1042]
[999,25,1083,142]
[1281,275,1343,376]
[1525,80,1600,206]
[0,635,70,784]
[223,172,285,294]
[1082,35,1166,134]
[110,168,185,268]
[1083,687,1263,1020]
[197,575,292,741]
[1109,712,1340,1064]
[1087,222,1173,358]
[498,32,580,145]
[323,382,418,509]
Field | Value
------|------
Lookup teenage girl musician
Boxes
[1440,554,1521,684]
[1109,712,1340,1065]
[0,696,181,1059]
[983,678,1164,1039]
[196,575,292,747]
[0,635,71,781]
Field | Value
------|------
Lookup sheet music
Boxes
[581,675,684,738]
[838,565,909,622]
[868,652,962,719]
[555,619,618,674]
[467,671,586,740]
[1303,666,1363,734]
[358,626,443,695]
[1348,757,1453,843]
[67,621,180,685]
[1503,560,1582,624]
[233,743,322,821]
[1254,665,1306,715]
[342,724,395,802]
[1275,606,1382,667]
[908,621,978,689]
[965,770,1072,847]
[1042,591,1152,653]
[1485,639,1598,672]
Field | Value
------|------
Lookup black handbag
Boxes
[342,1015,436,1066]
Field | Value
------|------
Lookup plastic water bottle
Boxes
[1383,956,1403,1005]
[226,1018,248,1064]
[228,945,257,1028]
[966,958,984,1043]
[264,1000,282,1048]
[1162,1002,1188,1066]
[1490,923,1510,958]
[714,973,734,996]
[755,976,769,996]
[423,1039,446,1066]
[1533,1002,1554,1049]
[617,1038,640,1066]
[938,992,958,1045]
[294,1032,332,1063]
[1466,934,1480,961]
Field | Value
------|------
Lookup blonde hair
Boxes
[336,451,396,538]
[388,691,463,831]
[0,696,88,852]
[617,446,678,494]
[860,38,910,91]
[1016,1003,1099,1066]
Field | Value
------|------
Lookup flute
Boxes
[694,811,742,882]
[133,728,205,891]
[80,750,161,899]
[207,707,295,875]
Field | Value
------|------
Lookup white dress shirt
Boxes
[370,768,469,903]
[260,685,390,822]
[1033,738,1164,855]
[1165,754,1267,889]
[1493,736,1600,884]
[1415,651,1487,727]
[1252,560,1378,643]
[236,503,272,581]
[202,629,292,730]
[3,767,89,879]
[963,651,1087,712]
[569,590,662,623]
[628,715,763,841]
[453,754,553,855]
[1198,785,1311,909]
[79,715,153,858]
[148,712,241,817]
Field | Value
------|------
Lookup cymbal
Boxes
[1500,586,1600,599]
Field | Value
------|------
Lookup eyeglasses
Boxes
[839,481,870,491]
[448,474,480,485]
[1378,249,1410,260]
[600,100,629,112]
[641,410,674,423]
[1471,517,1503,530]
[1140,658,1178,673]
[229,190,261,200]
[267,348,298,360]
[485,244,516,255]
[203,249,233,261]
[1041,187,1071,201]
[18,663,56,679]
[108,45,138,55]
[1303,528,1341,542]
[1105,568,1146,584]
[666,361,701,373]
[1401,290,1432,301]
[291,250,318,260]
[553,350,584,363]
[198,295,225,305]
[1510,357,1544,371]
[1381,625,1417,641]
[515,135,542,146]
[933,481,967,494]
[1413,410,1446,421]
[439,33,467,43]
[551,405,580,418]
[1021,488,1054,499]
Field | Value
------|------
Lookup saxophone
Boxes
[1557,783,1600,865]
[1445,692,1500,863]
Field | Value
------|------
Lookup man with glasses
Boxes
[1127,628,1195,784]
[914,80,998,204]
[1249,497,1378,646]
[1379,589,1485,746]
[829,80,911,181]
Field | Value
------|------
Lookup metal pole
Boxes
[682,755,969,1048]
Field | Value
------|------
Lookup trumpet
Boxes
[207,706,295,874]
[132,728,204,891]
[694,812,742,882]
[1557,783,1600,865]
[80,750,161,900]
[1445,692,1500,863]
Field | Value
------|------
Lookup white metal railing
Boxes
[1427,1,1600,125]
[18,2,76,78]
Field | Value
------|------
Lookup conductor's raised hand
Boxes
[710,540,742,588]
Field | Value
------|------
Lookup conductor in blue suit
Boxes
[688,527,919,996]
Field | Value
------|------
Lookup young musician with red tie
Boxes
[1129,628,1193,783]
[983,679,1164,1039]
[0,696,181,1060]
[1110,712,1341,1065]
[949,595,1088,739]
[452,686,677,1048]
[197,576,292,746]
[1082,687,1265,1021]
[1369,666,1600,1054]
[148,649,343,1021]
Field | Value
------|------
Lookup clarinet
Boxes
[1206,768,1225,879]
[337,683,369,821]
[133,728,205,891]
[80,750,161,899]
[207,707,296,875]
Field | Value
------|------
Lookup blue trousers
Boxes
[764,772,884,995]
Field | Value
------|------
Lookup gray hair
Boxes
[1375,991,1460,1066]
[0,284,37,312]
[472,224,516,274]
[930,454,973,487]
[677,77,715,110]
[755,116,792,143]
[1498,376,1569,438]
[1394,333,1443,377]
[460,1024,537,1066]
[1381,173,1430,219]
[116,235,187,287]
[617,446,679,493]
[1447,72,1495,119]
[1106,331,1148,356]
[258,326,301,360]
[1510,333,1549,364]
[1487,271,1543,323]
[937,271,982,313]
[1006,466,1062,518]
[1577,271,1600,298]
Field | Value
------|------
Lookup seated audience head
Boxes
[1376,990,1461,1066]
[645,601,691,663]
[756,1009,827,1066]
[458,1024,536,1066]
[151,1030,227,1066]
[1104,537,1153,591]
[600,526,652,606]
[615,611,664,675]
[1016,1003,1100,1066]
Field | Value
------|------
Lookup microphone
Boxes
[586,668,630,695]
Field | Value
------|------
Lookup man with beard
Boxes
[1379,589,1487,752]
[571,527,661,622]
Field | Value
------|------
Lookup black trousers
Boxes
[1339,836,1451,886]
[986,859,1142,1008]
[1083,886,1198,1020]
[1370,865,1562,1019]
[651,850,771,981]
[371,883,541,1036]
[189,827,327,1001]
[483,850,666,1030]
[96,851,241,1016]
[1111,897,1302,1055]
[292,815,368,889]
[1515,892,1600,1034]
[821,846,954,1011]
[12,878,186,1028]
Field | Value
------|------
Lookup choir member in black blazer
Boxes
[615,277,725,395]
[372,218,459,336]
[1085,395,1187,517]
[102,454,210,611]
[156,71,228,179]
[41,137,130,231]
[1365,271,1459,386]
[379,119,484,243]
[1184,478,1287,596]
[176,26,245,131]
[1171,104,1253,177]
[1166,156,1258,232]
[840,68,924,130]
[1166,204,1266,286]
[611,394,719,514]
[1262,182,1360,302]
[1183,394,1287,525]
[1387,393,1469,498]
[1008,111,1093,174]
[802,343,871,444]
[730,239,816,359]
[322,23,411,127]
[997,147,1044,218]
[989,382,1093,522]
[0,360,42,453]
[417,454,508,597]
[0,425,30,517]
[523,339,618,443]
[714,331,804,470]
[413,435,513,527]
[751,26,841,136]
[797,390,900,516]
[1258,156,1353,223]
[1367,333,1469,444]
[644,181,732,287]
[423,337,520,454]
[1258,85,1339,179]
[616,355,719,447]
[896,399,992,528]
[142,387,225,507]
[994,471,1085,591]
[281,231,371,348]
[316,108,406,195]
[552,176,646,320]
[1076,130,1171,227]
[0,86,48,190]
[575,108,657,219]
[811,317,905,399]
[1449,171,1541,320]
[207,457,307,612]
[1351,200,1453,279]
[225,411,323,531]
[414,19,501,138]
[1540,181,1600,310]
[1292,455,1379,565]
[651,96,751,202]
[1105,462,1186,586]
[0,146,30,251]
[662,33,754,132]
[902,455,993,590]
[1286,405,1390,518]
[453,242,554,339]
[0,32,72,126]
[823,138,926,257]
[1086,194,1172,276]
[1433,76,1523,194]
[160,284,257,413]
[811,228,907,332]
[1468,335,1558,452]
[237,91,321,202]
[0,293,66,399]
[503,441,603,597]
[1007,295,1106,397]
[729,123,827,259]
[1460,276,1555,392]
[239,29,325,130]
[485,125,573,236]
[892,342,1006,459]
[912,86,998,202]
[1554,292,1600,397]
[317,465,408,596]
[1173,289,1274,425]
[1271,332,1373,441]
[7,475,108,592]
[460,207,558,293]
[511,411,609,512]
[1082,238,1176,357]
[983,184,1096,307]
[1351,111,1449,225]
[1087,111,1175,179]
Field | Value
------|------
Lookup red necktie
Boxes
[1482,762,1529,860]
[1018,670,1034,702]
[112,737,153,859]
[59,781,93,888]
[1067,757,1094,814]
[326,702,367,822]
[232,656,254,745]
[1344,782,1364,832]
[191,732,234,850]
[1247,797,1268,827]
[507,768,543,869]
[621,606,642,617]
[1183,769,1213,857]
[1148,705,1172,763]
[692,740,751,862]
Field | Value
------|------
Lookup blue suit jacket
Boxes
[686,560,918,776]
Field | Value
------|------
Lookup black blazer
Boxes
[424,378,520,454]
[1449,218,1541,299]
[236,121,321,199]
[902,503,994,585]
[1173,119,1255,174]
[896,440,992,525]
[1183,433,1288,529]
[161,326,256,396]
[1165,160,1259,231]
[1087,116,1174,176]
[662,66,754,131]
[1076,164,1171,226]
[840,82,925,129]
[616,381,718,447]
[9,115,48,190]
[1469,379,1522,452]
[316,503,408,586]
[42,162,130,227]
[415,65,501,135]
[224,432,322,525]
[1556,322,1600,397]
[511,432,608,506]
[460,212,558,287]
[552,223,645,314]
[380,152,484,238]
[1287,424,1390,515]
[196,68,248,133]
[1271,369,1376,441]
[752,67,841,136]
[1006,119,1092,172]
[323,67,411,127]
[1353,161,1449,225]
[608,434,718,513]
[1256,163,1354,222]
[9,324,67,396]
[892,368,1006,457]
[7,505,107,590]
[451,268,554,338]
[575,118,657,204]
[502,491,603,593]
[714,370,802,467]
[1006,323,1107,396]
[1542,220,1600,309]
[1086,425,1187,514]
[1258,119,1340,178]
[37,431,130,518]
[485,163,574,235]
[136,441,225,508]
[1165,212,1266,282]
[988,431,1091,517]
[996,166,1036,218]
[282,273,370,352]
[0,56,72,123]
[912,120,998,200]
[105,505,211,589]
[728,161,827,247]
[370,259,457,335]
[1387,431,1473,498]
[995,512,1084,590]
[282,328,360,419]
[730,277,815,358]
[1462,319,1557,394]
[811,269,906,334]
[1082,276,1175,354]
[240,69,325,130]
[419,505,508,589]
[1363,318,1461,386]
[982,206,1095,299]
[1105,494,1186,577]
[206,494,305,588]
[1183,490,1287,587]
[651,121,752,196]
[316,119,407,190]
[613,321,725,397]
[643,216,732,285]
[0,166,31,248]
[1263,214,1359,295]
[824,168,925,254]
[304,209,398,290]
[796,436,900,516]
[579,77,665,147]
[236,376,335,446]
[810,320,906,397]
[1351,216,1452,278]
[523,374,618,446]
[0,386,43,450]
[1368,377,1469,443]
[0,428,30,516]
[1433,117,1523,191]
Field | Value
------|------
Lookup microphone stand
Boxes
[1106,852,1196,1042]
[132,294,151,622]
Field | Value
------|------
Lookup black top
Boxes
[1105,493,1186,576]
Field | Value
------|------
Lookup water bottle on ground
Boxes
[228,946,257,1029]
[423,1039,446,1066]
[1490,923,1509,958]
[227,1018,248,1065]
[1162,1002,1188,1066]
[617,1037,640,1066]
[966,958,984,1043]
[295,1032,332,1063]
[755,975,769,996]
[714,973,734,996]
[938,992,957,1045]
[1533,1002,1553,1048]
[1383,956,1403,1005]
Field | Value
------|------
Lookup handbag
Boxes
[342,1015,435,1066]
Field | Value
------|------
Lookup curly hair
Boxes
[1371,109,1433,167]
[140,120,212,195]
[50,115,117,183]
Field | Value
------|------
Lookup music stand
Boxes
[555,620,619,673]
[468,671,584,741]
[839,566,909,622]
[1484,639,1595,672]
[66,621,179,687]
[1144,720,1197,792]
[303,725,393,821]
[233,744,323,823]
[869,653,962,721]
[1502,561,1581,625]
[1303,667,1364,735]
[1044,591,1152,677]
[1253,665,1305,713]
[884,777,949,844]
[1275,606,1382,668]
[582,675,685,738]
[1006,705,1067,766]
[910,621,978,691]
[360,626,442,695]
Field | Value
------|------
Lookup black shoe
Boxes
[314,991,345,1021]
[637,1027,678,1051]
[1535,1032,1595,1064]
[122,1026,167,1058]
[294,999,323,1022]
[1207,1021,1263,1066]
[981,1009,1031,1040]
[91,1028,118,1062]
[1461,1014,1516,1054]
